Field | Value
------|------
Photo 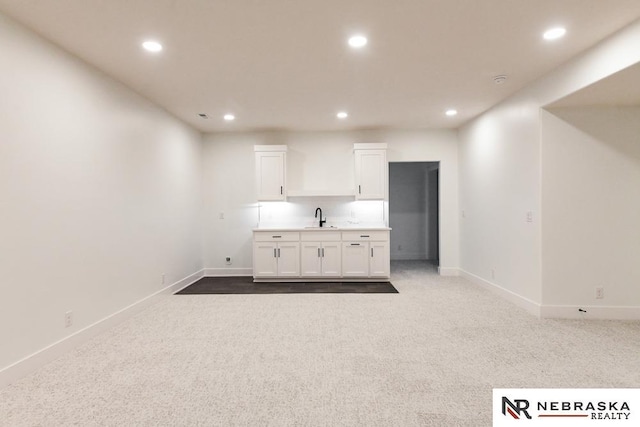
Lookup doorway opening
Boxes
[388,162,439,268]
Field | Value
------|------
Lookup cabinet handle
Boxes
[318,248,321,257]
[273,248,277,258]
[278,248,281,257]
[322,248,325,257]
[272,235,282,238]
[360,235,370,238]
[280,186,283,195]
[358,185,361,194]
[350,243,360,246]
[371,248,374,257]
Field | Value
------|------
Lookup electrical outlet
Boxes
[219,212,225,219]
[225,257,232,265]
[162,274,166,285]
[595,287,604,299]
[491,269,496,280]
[462,210,466,218]
[65,311,73,328]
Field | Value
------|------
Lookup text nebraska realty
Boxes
[539,400,631,420]
[504,397,631,420]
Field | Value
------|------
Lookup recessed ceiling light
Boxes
[445,109,458,117]
[543,27,566,40]
[223,114,235,121]
[337,111,348,119]
[142,40,163,52]
[348,35,367,48]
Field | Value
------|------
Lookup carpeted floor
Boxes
[175,276,398,294]
[1,260,639,426]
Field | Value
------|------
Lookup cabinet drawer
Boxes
[254,231,300,242]
[341,230,389,241]
[300,231,341,242]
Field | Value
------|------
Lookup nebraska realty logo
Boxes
[493,389,640,426]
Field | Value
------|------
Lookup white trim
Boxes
[459,269,541,317]
[437,267,459,276]
[287,189,355,197]
[254,144,287,152]
[0,269,204,389]
[540,305,640,320]
[204,267,253,277]
[353,142,387,150]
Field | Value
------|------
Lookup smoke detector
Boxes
[493,75,508,85]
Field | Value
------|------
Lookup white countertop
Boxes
[253,225,391,231]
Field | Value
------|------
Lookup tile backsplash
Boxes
[258,197,385,227]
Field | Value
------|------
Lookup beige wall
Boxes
[458,20,640,317]
[0,13,203,373]
[541,107,640,315]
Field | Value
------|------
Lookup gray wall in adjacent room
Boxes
[389,162,439,261]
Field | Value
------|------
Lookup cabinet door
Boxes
[300,242,322,277]
[369,241,390,278]
[255,151,286,201]
[342,242,369,277]
[277,242,300,277]
[253,242,278,277]
[355,149,386,200]
[321,242,342,277]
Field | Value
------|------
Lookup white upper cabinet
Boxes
[354,143,387,200]
[255,145,287,201]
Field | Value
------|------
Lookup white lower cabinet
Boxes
[300,231,341,278]
[341,231,391,278]
[253,229,389,280]
[369,241,390,278]
[253,242,300,277]
[341,241,390,278]
[341,242,370,277]
[300,242,341,277]
[253,232,300,278]
[253,242,279,277]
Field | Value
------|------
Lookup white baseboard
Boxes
[438,267,459,276]
[540,305,640,320]
[0,269,204,389]
[459,269,541,317]
[204,267,253,277]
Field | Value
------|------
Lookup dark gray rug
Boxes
[175,276,398,294]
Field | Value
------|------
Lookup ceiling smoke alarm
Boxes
[493,75,508,85]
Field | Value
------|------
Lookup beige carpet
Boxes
[1,261,639,426]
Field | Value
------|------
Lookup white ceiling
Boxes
[1,1,640,132]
